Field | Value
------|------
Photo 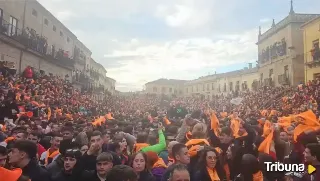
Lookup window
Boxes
[32,9,37,17]
[169,88,172,93]
[269,69,273,77]
[313,39,319,50]
[53,25,56,32]
[229,82,233,91]
[9,16,18,36]
[153,87,157,92]
[192,86,194,92]
[161,87,166,93]
[60,31,63,37]
[212,83,214,90]
[67,37,70,43]
[30,28,36,35]
[44,18,48,25]
[196,85,198,92]
[0,8,3,27]
[284,65,289,78]
[202,84,205,91]
[0,8,3,20]
[206,84,209,91]
[186,88,188,93]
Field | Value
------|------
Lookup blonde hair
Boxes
[191,123,207,139]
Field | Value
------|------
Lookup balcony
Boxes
[306,48,320,68]
[278,74,290,85]
[263,78,274,87]
[0,18,74,69]
[90,69,99,81]
[72,72,92,85]
[73,47,86,65]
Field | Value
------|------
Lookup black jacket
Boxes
[80,170,103,181]
[139,170,156,181]
[22,159,51,181]
[194,167,226,181]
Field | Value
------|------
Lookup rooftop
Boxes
[257,1,320,44]
[301,16,320,28]
[145,79,187,85]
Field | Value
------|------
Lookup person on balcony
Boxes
[23,66,33,79]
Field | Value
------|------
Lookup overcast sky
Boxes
[38,0,320,92]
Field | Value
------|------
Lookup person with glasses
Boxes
[193,147,226,181]
[52,148,82,181]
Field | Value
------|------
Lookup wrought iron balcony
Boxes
[0,18,74,69]
[306,49,320,68]
[72,72,92,85]
[73,47,86,65]
[278,74,289,85]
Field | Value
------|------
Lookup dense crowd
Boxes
[0,67,320,181]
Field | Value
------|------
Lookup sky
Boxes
[37,0,320,92]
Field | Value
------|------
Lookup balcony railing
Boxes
[73,47,86,65]
[0,18,74,68]
[72,72,92,84]
[90,69,99,80]
[278,74,289,85]
[311,48,320,62]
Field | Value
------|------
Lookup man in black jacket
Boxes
[8,140,51,181]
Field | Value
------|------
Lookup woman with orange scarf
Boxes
[194,147,226,181]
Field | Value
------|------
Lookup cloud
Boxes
[36,0,320,92]
[259,18,271,23]
[104,29,258,91]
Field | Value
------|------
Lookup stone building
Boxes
[302,16,320,81]
[145,79,186,97]
[183,64,259,100]
[256,1,320,87]
[0,0,116,93]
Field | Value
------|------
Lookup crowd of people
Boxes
[0,68,320,181]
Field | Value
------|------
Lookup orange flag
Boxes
[47,107,51,120]
[230,119,247,138]
[295,110,319,126]
[210,112,220,136]
[258,129,274,154]
[164,116,171,125]
[220,112,228,118]
[105,113,114,120]
[269,110,277,117]
[293,110,320,142]
[262,120,272,137]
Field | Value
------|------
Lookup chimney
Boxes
[249,63,252,69]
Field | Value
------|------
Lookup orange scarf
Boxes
[207,167,220,181]
[253,171,263,181]
[133,143,150,153]
[186,139,210,157]
[45,149,59,166]
[153,158,167,168]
